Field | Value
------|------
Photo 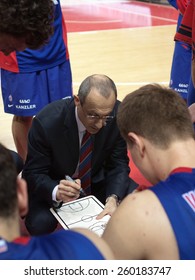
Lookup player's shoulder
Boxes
[120,189,163,219]
[124,188,157,203]
[36,97,72,118]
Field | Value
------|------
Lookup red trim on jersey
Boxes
[136,167,193,192]
[170,167,193,174]
[0,51,19,72]
[136,184,152,191]
[174,0,193,47]
[13,236,31,245]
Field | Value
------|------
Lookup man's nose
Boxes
[95,118,106,129]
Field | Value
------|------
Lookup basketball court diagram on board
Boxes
[50,195,110,236]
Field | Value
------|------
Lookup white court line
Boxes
[67,20,122,24]
[62,0,169,6]
[73,81,169,86]
[93,4,177,24]
[61,0,130,5]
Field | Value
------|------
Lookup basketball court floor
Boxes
[0,0,178,183]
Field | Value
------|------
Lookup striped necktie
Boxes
[79,131,93,194]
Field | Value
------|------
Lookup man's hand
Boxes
[96,196,118,219]
[56,178,81,203]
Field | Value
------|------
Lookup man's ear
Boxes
[74,95,80,106]
[17,177,28,217]
[127,132,145,157]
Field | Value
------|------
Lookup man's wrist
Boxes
[105,194,120,206]
[52,200,63,209]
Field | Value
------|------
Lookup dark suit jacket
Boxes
[10,150,23,174]
[22,98,136,207]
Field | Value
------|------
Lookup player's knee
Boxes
[25,212,58,236]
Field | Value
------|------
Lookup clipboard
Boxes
[50,195,110,236]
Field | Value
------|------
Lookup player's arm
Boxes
[102,190,179,259]
[102,192,149,259]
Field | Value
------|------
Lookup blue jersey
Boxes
[151,167,195,260]
[0,230,104,260]
[167,0,178,9]
[0,0,69,73]
[168,0,191,100]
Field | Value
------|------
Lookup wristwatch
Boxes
[105,194,120,206]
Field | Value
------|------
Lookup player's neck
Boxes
[166,139,195,170]
[0,217,20,242]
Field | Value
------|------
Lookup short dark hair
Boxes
[117,84,194,148]
[0,0,54,49]
[78,74,117,105]
[0,143,18,218]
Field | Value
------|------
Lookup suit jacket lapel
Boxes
[62,100,80,172]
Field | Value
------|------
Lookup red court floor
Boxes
[62,0,178,32]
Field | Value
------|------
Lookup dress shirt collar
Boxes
[75,107,86,140]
